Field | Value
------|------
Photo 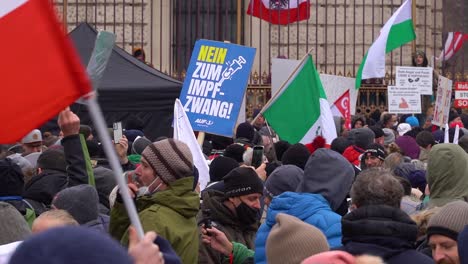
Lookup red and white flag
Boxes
[436,32,468,62]
[330,90,351,129]
[0,0,91,143]
[247,0,310,25]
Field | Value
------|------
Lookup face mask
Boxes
[235,201,259,226]
[393,121,399,127]
[137,177,161,197]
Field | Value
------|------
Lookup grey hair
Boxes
[351,168,404,208]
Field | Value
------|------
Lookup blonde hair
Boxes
[411,207,441,239]
[36,209,79,226]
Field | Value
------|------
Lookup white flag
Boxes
[174,99,210,190]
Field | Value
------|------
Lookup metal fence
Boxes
[54,0,466,116]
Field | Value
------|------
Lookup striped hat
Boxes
[141,139,193,184]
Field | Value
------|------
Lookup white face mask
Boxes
[137,177,162,197]
[393,121,399,127]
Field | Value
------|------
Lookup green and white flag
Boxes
[355,0,416,89]
[262,54,337,144]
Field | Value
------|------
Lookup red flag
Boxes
[330,90,351,130]
[0,0,91,143]
[436,32,468,62]
[247,0,310,25]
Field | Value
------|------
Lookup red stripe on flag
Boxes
[247,0,310,25]
[0,0,91,143]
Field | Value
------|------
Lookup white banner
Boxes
[387,86,421,114]
[396,66,433,95]
[432,76,453,127]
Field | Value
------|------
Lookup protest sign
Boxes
[179,40,256,136]
[396,66,433,95]
[454,82,468,108]
[432,76,453,126]
[387,86,421,114]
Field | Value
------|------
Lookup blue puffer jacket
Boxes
[254,192,342,264]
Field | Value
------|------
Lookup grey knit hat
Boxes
[264,165,304,198]
[141,139,193,184]
[266,213,329,264]
[427,200,468,241]
[0,202,31,245]
[383,128,396,145]
[52,184,99,225]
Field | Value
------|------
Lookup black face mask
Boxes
[235,201,259,226]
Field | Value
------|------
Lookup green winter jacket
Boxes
[110,177,200,264]
[427,144,468,207]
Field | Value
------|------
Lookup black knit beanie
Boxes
[223,167,263,198]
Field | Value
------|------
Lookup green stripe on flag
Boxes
[386,19,416,53]
[355,52,368,90]
[263,56,322,143]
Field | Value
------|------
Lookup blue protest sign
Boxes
[179,39,256,137]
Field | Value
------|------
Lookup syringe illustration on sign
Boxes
[217,56,247,95]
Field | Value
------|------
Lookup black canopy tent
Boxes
[68,23,181,141]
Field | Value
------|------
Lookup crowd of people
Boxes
[1,100,468,264]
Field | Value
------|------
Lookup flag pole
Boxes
[87,96,145,238]
[411,0,416,53]
[252,48,313,125]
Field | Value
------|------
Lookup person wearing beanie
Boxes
[263,165,304,206]
[426,201,468,264]
[110,138,200,264]
[449,109,462,126]
[302,251,386,264]
[0,158,37,225]
[235,122,256,147]
[369,126,385,146]
[395,133,421,159]
[281,143,310,170]
[255,149,353,264]
[383,128,396,145]
[458,226,468,264]
[52,184,109,232]
[266,213,329,264]
[23,110,94,216]
[224,143,246,163]
[361,143,386,169]
[337,168,433,264]
[10,226,133,264]
[198,167,263,264]
[458,134,468,153]
[397,123,412,136]
[330,137,352,154]
[342,128,375,167]
[0,202,31,246]
[426,144,468,208]
[393,162,427,194]
[205,156,239,192]
[273,140,291,161]
[406,116,420,128]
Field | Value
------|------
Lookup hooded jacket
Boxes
[338,205,433,264]
[110,177,199,264]
[299,148,355,211]
[255,149,354,264]
[427,144,468,207]
[254,192,342,264]
[198,189,259,264]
